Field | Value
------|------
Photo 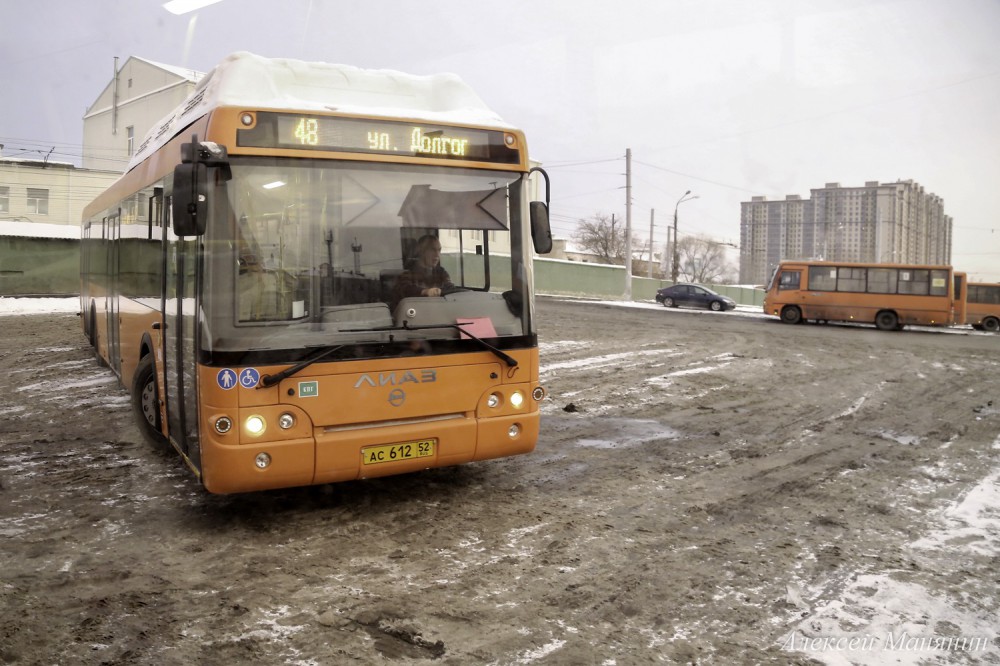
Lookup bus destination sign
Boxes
[237,112,520,164]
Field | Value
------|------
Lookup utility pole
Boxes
[624,148,632,299]
[112,56,119,136]
[648,208,655,278]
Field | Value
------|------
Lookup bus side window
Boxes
[779,271,800,291]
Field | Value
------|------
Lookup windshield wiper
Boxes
[258,345,346,388]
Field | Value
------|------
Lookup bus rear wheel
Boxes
[780,306,802,324]
[875,310,899,331]
[983,317,1000,333]
[132,355,168,447]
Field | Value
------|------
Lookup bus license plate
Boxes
[362,439,435,465]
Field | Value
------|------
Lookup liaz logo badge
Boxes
[353,370,437,388]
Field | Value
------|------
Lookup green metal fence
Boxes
[0,238,765,306]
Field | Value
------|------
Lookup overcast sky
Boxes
[2,0,999,280]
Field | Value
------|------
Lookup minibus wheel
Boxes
[983,317,999,333]
[780,306,802,324]
[875,310,899,331]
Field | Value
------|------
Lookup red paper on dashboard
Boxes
[457,317,497,339]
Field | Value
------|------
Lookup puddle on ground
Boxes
[574,417,682,449]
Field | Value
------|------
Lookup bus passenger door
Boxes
[106,210,121,376]
[954,272,967,325]
[162,209,202,465]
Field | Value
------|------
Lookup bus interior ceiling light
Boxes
[262,181,285,190]
[163,0,224,14]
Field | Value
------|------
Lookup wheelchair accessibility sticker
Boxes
[239,368,261,389]
[217,369,237,390]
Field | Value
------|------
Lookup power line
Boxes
[633,159,762,195]
[542,157,622,169]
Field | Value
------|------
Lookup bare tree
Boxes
[572,213,627,264]
[676,235,737,284]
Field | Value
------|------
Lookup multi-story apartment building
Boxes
[739,180,952,285]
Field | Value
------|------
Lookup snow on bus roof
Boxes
[128,51,509,172]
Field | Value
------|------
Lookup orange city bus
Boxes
[966,283,1000,333]
[763,260,963,331]
[80,53,553,494]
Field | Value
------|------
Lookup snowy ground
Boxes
[1,295,998,664]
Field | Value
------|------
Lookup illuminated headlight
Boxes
[509,391,524,409]
[245,415,266,436]
[508,423,521,438]
[532,387,545,401]
[278,413,296,429]
[214,416,233,434]
[487,393,501,408]
[240,112,254,126]
[254,452,271,469]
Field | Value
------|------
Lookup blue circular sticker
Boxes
[216,368,238,390]
[239,368,260,389]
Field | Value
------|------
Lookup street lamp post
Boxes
[671,190,698,283]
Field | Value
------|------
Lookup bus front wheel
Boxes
[132,355,168,447]
[875,310,899,331]
[780,306,802,325]
[983,317,1000,333]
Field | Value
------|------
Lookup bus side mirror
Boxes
[172,161,208,236]
[528,166,552,254]
[171,135,232,237]
[530,201,552,254]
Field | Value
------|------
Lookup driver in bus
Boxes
[393,234,454,298]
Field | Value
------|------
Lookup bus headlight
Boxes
[508,423,521,438]
[255,452,271,469]
[245,415,266,436]
[487,393,501,408]
[509,391,524,409]
[214,416,233,434]
[532,387,545,401]
[278,413,296,429]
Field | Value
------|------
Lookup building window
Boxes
[0,186,8,213]
[127,126,135,156]
[27,188,49,215]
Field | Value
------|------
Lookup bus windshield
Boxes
[201,157,531,355]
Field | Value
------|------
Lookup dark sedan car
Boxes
[655,283,737,311]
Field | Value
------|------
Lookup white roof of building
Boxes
[131,56,205,83]
[0,220,78,239]
[128,51,508,172]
